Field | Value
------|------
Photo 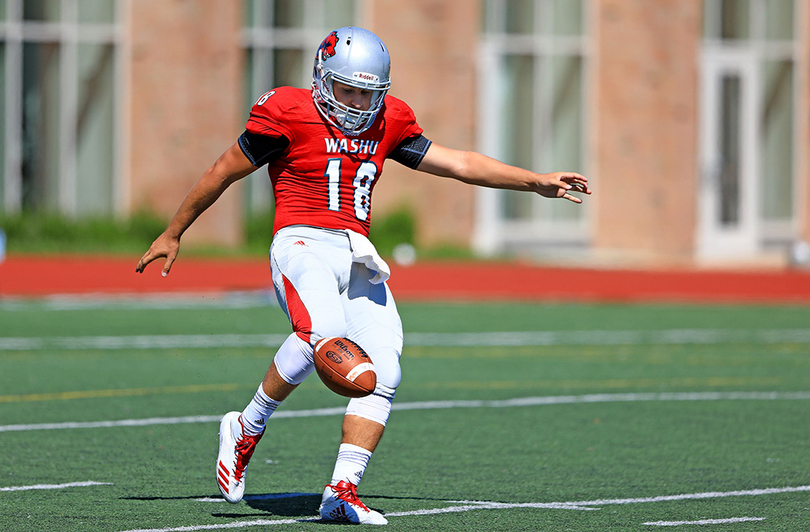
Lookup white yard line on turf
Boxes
[122,518,312,531]
[643,517,766,526]
[551,484,810,507]
[0,292,277,311]
[2,391,809,433]
[3,328,810,351]
[0,415,226,432]
[0,334,291,351]
[118,485,809,532]
[0,480,112,492]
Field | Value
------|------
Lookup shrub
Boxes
[369,206,416,257]
[0,211,168,254]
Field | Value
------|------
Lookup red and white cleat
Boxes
[216,411,263,503]
[319,480,387,525]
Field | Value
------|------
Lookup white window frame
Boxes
[474,0,592,257]
[700,0,802,258]
[0,0,123,215]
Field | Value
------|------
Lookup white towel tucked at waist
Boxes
[346,230,390,285]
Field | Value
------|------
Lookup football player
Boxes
[136,26,590,525]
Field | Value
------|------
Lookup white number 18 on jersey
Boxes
[324,158,377,221]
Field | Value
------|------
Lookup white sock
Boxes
[330,443,372,487]
[240,384,281,436]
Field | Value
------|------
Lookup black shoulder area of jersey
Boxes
[388,134,432,169]
[238,130,291,167]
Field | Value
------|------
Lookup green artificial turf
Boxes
[0,300,809,531]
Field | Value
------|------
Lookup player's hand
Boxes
[534,172,591,203]
[136,232,180,277]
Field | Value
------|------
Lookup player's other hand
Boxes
[534,172,591,203]
[136,232,180,277]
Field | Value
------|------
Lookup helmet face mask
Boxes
[312,27,391,136]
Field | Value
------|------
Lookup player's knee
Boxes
[345,383,395,426]
[370,347,401,391]
[273,333,315,385]
[343,345,399,427]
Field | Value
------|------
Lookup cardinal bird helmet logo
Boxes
[318,31,339,60]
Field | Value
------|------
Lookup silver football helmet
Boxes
[312,27,391,135]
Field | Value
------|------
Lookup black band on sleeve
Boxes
[238,130,290,167]
[388,134,432,169]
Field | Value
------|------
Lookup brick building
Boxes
[1,0,807,267]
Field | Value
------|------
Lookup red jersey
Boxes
[245,87,423,237]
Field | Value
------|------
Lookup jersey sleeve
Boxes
[387,134,432,169]
[245,89,296,141]
[388,97,424,148]
[238,130,290,167]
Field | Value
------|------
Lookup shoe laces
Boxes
[331,480,371,512]
[233,419,263,481]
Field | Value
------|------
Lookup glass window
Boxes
[0,43,4,208]
[703,0,719,38]
[244,0,273,29]
[505,0,533,34]
[547,55,583,221]
[274,48,304,88]
[2,0,121,216]
[78,0,115,24]
[549,0,583,36]
[243,48,266,115]
[720,0,750,40]
[719,75,742,225]
[24,0,60,22]
[22,42,61,211]
[76,43,115,215]
[703,0,797,42]
[500,55,534,220]
[702,0,798,245]
[318,0,354,29]
[764,0,794,40]
[760,60,793,221]
[501,53,585,222]
[480,0,588,251]
[273,0,304,28]
[245,0,355,31]
[704,0,753,40]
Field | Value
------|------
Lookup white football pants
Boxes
[269,225,403,406]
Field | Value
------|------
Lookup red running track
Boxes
[1,254,810,304]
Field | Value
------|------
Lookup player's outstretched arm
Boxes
[416,143,591,203]
[136,143,258,277]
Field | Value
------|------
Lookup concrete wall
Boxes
[592,0,701,264]
[126,0,244,246]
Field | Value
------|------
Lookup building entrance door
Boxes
[698,52,759,260]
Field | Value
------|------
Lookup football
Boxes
[313,337,377,398]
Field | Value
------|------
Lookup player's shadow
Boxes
[237,491,406,520]
[124,491,446,521]
[121,495,212,501]
[241,492,322,517]
[122,492,322,519]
